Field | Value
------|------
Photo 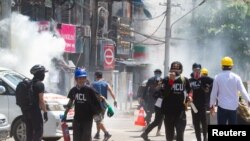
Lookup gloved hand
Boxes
[43,112,48,122]
[114,101,117,107]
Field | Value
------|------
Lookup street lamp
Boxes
[164,0,206,76]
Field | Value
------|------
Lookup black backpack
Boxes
[16,78,34,110]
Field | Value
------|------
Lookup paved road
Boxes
[6,107,199,141]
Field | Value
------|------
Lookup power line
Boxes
[134,14,166,44]
[133,11,166,21]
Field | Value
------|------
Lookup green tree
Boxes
[184,0,250,79]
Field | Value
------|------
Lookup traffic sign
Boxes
[103,44,115,69]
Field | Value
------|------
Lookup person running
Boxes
[62,68,102,141]
[161,61,192,141]
[140,69,164,130]
[210,56,250,125]
[92,71,117,141]
[140,69,164,141]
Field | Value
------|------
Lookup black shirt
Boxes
[143,76,162,103]
[189,76,213,109]
[32,80,45,109]
[162,76,191,113]
[67,86,101,122]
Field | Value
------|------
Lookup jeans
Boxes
[217,106,237,125]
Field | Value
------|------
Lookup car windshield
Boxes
[1,71,25,87]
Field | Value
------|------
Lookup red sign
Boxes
[58,24,76,53]
[103,44,115,70]
[37,22,76,53]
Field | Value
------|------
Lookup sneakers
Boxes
[103,133,112,141]
[94,133,100,139]
[141,132,150,141]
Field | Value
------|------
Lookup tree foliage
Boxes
[189,0,250,78]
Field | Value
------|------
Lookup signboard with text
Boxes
[38,22,76,53]
[58,24,76,53]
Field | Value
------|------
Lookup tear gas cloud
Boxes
[0,12,65,91]
[142,0,244,79]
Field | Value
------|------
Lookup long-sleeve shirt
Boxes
[210,70,250,110]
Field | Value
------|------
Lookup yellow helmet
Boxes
[201,68,208,75]
[221,56,234,67]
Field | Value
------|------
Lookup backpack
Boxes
[16,78,34,110]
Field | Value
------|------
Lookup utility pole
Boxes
[164,0,206,76]
[164,0,171,76]
[90,0,98,71]
[83,0,91,69]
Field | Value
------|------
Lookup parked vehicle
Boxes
[0,67,74,141]
[0,112,10,141]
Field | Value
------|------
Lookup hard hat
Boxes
[30,65,48,75]
[75,68,87,78]
[201,68,208,75]
[221,56,234,67]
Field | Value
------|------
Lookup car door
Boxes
[0,80,9,122]
[0,78,22,124]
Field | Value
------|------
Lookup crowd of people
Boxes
[17,56,250,141]
[138,56,250,141]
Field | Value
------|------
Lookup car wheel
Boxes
[13,118,26,141]
[43,137,61,141]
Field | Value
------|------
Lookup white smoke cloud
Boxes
[0,12,65,89]
[141,0,229,78]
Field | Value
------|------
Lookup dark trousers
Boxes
[164,111,186,141]
[22,108,43,141]
[73,119,93,141]
[217,106,237,125]
[144,106,164,135]
[191,107,207,141]
[144,103,155,125]
[145,109,154,125]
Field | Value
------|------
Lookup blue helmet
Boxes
[75,68,87,78]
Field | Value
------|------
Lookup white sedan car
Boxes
[0,67,73,141]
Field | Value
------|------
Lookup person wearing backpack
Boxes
[140,69,164,141]
[17,65,48,141]
[139,69,163,131]
[161,61,192,141]
[61,68,103,141]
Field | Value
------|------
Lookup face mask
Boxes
[34,73,45,81]
[155,74,161,80]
